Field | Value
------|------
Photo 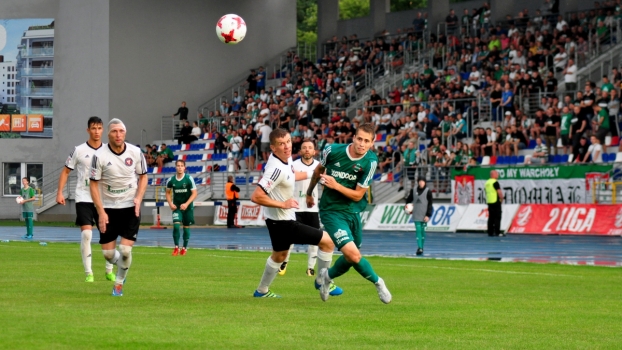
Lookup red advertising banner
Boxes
[508,204,622,235]
[213,201,266,226]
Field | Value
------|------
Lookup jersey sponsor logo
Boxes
[334,229,349,245]
[106,185,129,194]
[334,162,341,167]
[174,189,188,193]
[125,157,133,166]
[291,165,295,173]
[330,169,357,181]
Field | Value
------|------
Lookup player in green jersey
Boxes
[306,123,392,304]
[166,160,197,256]
[20,177,37,240]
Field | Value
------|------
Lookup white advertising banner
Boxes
[364,204,466,231]
[213,201,266,226]
[456,204,520,232]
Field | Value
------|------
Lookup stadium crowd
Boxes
[162,1,622,190]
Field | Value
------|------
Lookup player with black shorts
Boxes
[89,118,147,297]
[56,116,114,282]
[249,128,342,300]
[277,140,321,277]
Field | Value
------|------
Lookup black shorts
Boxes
[295,212,320,229]
[97,207,141,244]
[75,202,98,227]
[406,167,417,180]
[561,135,570,146]
[265,219,323,252]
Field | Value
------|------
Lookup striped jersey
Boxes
[293,158,319,213]
[257,153,296,221]
[319,143,377,213]
[90,143,147,209]
[65,141,102,203]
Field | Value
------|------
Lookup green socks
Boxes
[352,257,379,284]
[172,224,180,246]
[328,255,379,284]
[415,222,426,249]
[26,217,33,237]
[182,227,190,248]
[328,255,352,279]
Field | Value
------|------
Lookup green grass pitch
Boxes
[1,241,620,349]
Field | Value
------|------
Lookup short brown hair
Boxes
[175,159,186,166]
[269,128,290,145]
[301,139,315,148]
[355,123,375,139]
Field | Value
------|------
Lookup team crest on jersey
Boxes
[125,158,133,166]
[291,165,295,173]
[353,163,362,172]
[182,183,187,188]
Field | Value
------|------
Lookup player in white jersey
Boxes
[89,118,147,297]
[57,117,114,282]
[278,140,320,277]
[249,128,342,299]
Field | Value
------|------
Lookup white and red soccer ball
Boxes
[216,14,247,45]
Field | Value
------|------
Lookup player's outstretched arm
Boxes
[305,164,325,207]
[250,186,298,209]
[56,167,72,205]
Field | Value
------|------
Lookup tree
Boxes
[339,0,370,20]
[390,0,428,12]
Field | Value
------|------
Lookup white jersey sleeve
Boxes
[258,154,296,221]
[67,142,103,203]
[293,158,319,212]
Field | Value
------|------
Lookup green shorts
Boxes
[172,207,195,226]
[320,210,362,249]
[22,212,33,219]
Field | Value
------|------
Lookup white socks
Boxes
[284,244,294,263]
[257,257,281,294]
[81,230,93,274]
[316,249,333,284]
[307,245,319,269]
[102,249,120,265]
[115,245,132,285]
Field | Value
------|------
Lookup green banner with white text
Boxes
[451,164,613,204]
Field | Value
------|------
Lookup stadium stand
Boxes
[147,2,622,202]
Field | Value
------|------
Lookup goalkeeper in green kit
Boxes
[306,123,392,304]
[166,160,197,256]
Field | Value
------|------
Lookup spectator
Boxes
[229,130,243,171]
[570,105,587,161]
[528,137,549,164]
[508,125,528,156]
[563,59,578,91]
[587,135,604,163]
[243,124,257,171]
[214,131,227,154]
[172,101,188,121]
[544,108,560,155]
[156,143,174,168]
[559,106,572,155]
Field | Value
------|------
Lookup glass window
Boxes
[26,164,43,192]
[3,163,21,196]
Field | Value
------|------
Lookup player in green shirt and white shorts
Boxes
[307,123,392,304]
[20,178,37,240]
[166,160,197,256]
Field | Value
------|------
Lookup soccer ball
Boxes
[216,14,247,44]
[404,203,413,214]
[15,196,23,204]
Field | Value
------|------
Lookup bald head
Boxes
[490,170,499,179]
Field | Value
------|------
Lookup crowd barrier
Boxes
[208,201,622,236]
